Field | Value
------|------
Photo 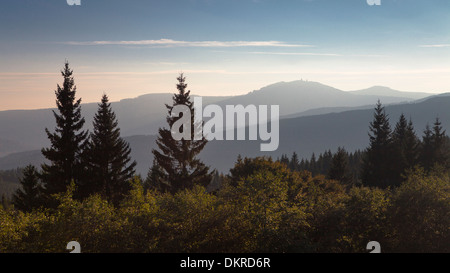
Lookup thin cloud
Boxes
[64,39,312,48]
[419,44,450,48]
[247,51,341,57]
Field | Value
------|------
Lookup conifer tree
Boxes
[144,159,168,192]
[289,152,300,171]
[41,61,88,204]
[279,154,290,167]
[362,101,393,188]
[328,147,353,186]
[317,153,325,174]
[322,150,333,174]
[82,94,136,205]
[12,165,43,212]
[420,123,434,171]
[152,74,212,193]
[206,169,222,193]
[299,159,306,170]
[392,114,408,146]
[420,118,450,171]
[309,153,317,175]
[391,114,419,185]
[348,149,364,183]
[404,118,420,167]
[431,118,449,165]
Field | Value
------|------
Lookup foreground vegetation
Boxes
[1,157,449,253]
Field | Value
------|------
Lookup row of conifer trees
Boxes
[279,102,450,189]
[13,62,137,210]
[12,62,214,211]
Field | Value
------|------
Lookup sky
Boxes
[0,0,449,110]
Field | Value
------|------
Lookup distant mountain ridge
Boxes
[349,86,432,100]
[0,80,440,157]
[1,91,450,175]
[212,80,428,116]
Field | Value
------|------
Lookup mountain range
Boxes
[0,80,444,175]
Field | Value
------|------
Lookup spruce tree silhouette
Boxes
[12,165,43,212]
[82,94,136,205]
[41,61,88,206]
[362,101,393,188]
[151,74,212,193]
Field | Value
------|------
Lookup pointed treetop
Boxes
[101,93,109,104]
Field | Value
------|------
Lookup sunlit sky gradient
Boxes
[0,0,449,110]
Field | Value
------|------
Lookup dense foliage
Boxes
[1,158,448,253]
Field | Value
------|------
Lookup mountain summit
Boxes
[214,80,422,116]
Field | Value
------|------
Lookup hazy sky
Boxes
[1,0,449,110]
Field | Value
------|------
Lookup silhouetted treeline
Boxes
[278,149,364,186]
[278,101,450,189]
[0,168,23,184]
[0,168,24,208]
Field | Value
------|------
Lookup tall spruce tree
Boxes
[41,61,88,204]
[82,94,136,205]
[12,165,43,212]
[391,114,419,185]
[362,101,393,188]
[151,74,212,193]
